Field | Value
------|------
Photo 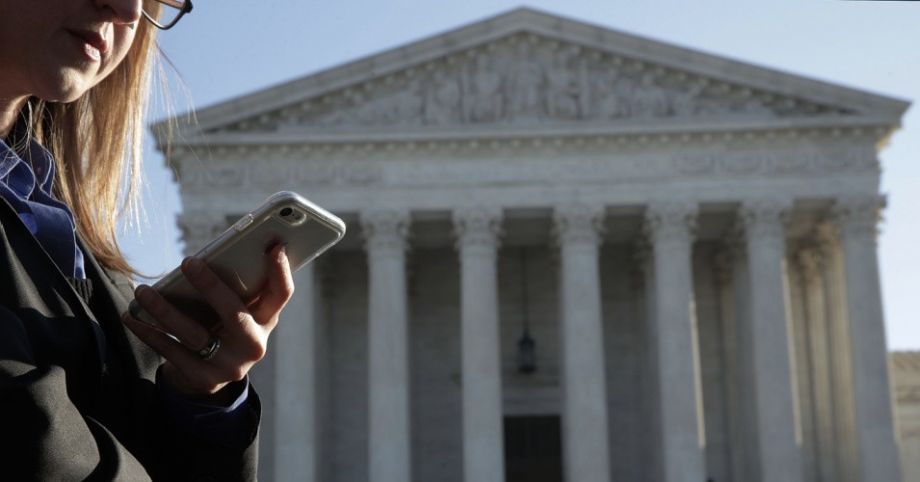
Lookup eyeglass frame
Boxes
[142,0,193,30]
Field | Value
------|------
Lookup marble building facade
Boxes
[155,9,912,482]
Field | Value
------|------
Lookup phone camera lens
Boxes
[280,207,293,217]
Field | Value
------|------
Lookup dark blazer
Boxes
[0,198,261,482]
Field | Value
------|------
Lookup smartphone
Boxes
[128,191,346,329]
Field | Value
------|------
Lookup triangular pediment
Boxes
[165,8,907,141]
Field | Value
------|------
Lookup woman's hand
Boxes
[123,244,294,404]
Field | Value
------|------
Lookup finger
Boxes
[133,284,212,352]
[181,257,266,358]
[121,314,221,386]
[124,314,250,395]
[250,244,294,326]
[181,257,252,330]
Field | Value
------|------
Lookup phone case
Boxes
[129,191,346,329]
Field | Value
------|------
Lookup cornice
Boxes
[166,124,881,165]
[170,116,892,150]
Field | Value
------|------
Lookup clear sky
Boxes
[119,0,920,350]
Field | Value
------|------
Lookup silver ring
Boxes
[198,337,221,361]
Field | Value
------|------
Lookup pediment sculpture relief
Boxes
[219,34,850,133]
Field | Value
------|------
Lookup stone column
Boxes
[797,247,838,482]
[274,262,320,481]
[361,210,411,482]
[553,204,611,482]
[833,196,902,482]
[739,200,802,482]
[644,203,705,482]
[815,222,858,482]
[453,207,505,482]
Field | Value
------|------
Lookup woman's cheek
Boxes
[107,27,137,71]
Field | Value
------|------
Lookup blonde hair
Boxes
[29,17,160,276]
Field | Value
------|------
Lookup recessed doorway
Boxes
[504,415,563,482]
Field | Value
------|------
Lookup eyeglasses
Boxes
[142,0,193,30]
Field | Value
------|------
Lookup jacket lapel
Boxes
[0,197,107,368]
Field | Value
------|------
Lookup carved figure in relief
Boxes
[424,69,462,125]
[591,65,628,119]
[354,94,388,124]
[506,42,544,121]
[670,82,704,117]
[630,73,669,119]
[546,48,581,120]
[734,96,773,117]
[463,53,503,123]
[391,79,424,125]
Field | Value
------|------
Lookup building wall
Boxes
[892,352,920,482]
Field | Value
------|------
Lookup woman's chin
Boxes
[34,70,95,103]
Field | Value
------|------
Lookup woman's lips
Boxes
[66,29,108,62]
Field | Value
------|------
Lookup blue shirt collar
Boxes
[0,134,57,200]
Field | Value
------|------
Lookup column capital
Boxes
[832,195,886,241]
[796,246,824,283]
[553,203,605,247]
[740,198,791,240]
[643,201,697,246]
[361,209,410,253]
[813,220,839,251]
[178,211,228,254]
[453,207,503,251]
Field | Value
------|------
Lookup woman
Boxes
[0,0,293,480]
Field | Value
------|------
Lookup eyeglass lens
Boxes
[144,0,188,29]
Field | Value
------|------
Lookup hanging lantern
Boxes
[517,330,536,374]
[517,247,537,374]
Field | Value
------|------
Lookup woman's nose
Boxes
[94,0,143,25]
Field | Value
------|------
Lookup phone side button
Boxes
[233,214,254,231]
